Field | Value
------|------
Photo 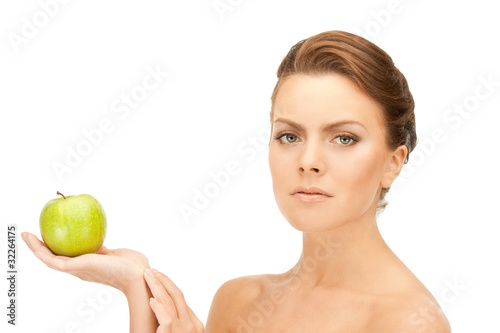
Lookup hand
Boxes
[144,268,204,333]
[22,232,150,293]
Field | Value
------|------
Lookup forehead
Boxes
[272,74,386,133]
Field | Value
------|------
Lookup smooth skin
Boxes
[21,232,203,333]
[23,73,451,332]
[204,74,451,332]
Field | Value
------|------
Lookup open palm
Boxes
[22,232,150,293]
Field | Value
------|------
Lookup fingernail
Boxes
[150,297,158,304]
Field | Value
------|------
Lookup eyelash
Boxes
[273,131,359,147]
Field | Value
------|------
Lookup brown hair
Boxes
[270,30,417,212]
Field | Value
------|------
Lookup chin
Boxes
[283,208,349,233]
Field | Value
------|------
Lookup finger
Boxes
[22,232,59,260]
[149,298,173,332]
[22,232,47,255]
[186,305,204,331]
[22,232,57,257]
[153,270,192,322]
[23,233,107,276]
[144,269,178,317]
[22,232,53,257]
[22,232,71,271]
[97,245,110,255]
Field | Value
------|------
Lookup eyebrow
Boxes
[273,118,368,133]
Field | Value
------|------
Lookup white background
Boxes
[1,0,499,332]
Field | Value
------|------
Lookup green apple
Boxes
[39,192,107,257]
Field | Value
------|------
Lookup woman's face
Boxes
[269,74,405,232]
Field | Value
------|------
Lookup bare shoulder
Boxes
[204,274,269,332]
[371,291,451,333]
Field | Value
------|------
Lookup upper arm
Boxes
[387,301,451,333]
[204,279,236,332]
[204,276,256,333]
[395,316,451,333]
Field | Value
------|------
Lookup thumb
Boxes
[97,245,110,255]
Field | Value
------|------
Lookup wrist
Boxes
[123,271,159,333]
[120,268,149,296]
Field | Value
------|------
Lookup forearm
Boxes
[124,276,158,333]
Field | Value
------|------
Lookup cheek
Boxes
[333,145,384,203]
[269,147,289,188]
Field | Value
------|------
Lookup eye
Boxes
[274,132,299,144]
[333,134,358,146]
[274,132,358,146]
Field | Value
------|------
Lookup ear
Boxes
[380,145,408,188]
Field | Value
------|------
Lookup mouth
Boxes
[290,186,333,202]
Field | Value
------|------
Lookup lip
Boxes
[290,186,333,202]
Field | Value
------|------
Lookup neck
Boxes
[285,212,402,294]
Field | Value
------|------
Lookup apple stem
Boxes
[57,191,66,199]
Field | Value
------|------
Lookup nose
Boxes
[298,141,326,176]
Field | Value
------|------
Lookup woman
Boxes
[22,30,451,332]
